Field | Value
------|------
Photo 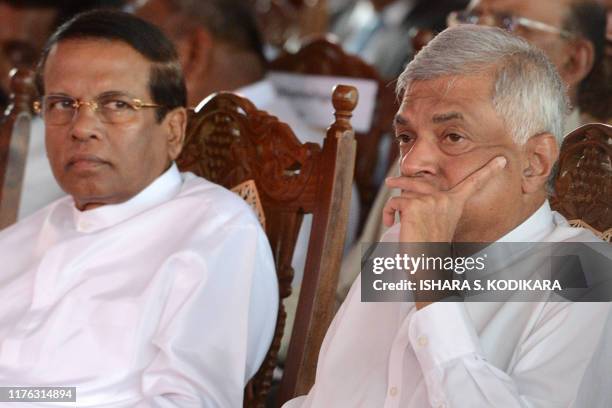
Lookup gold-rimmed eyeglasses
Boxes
[33,92,164,125]
[447,10,575,39]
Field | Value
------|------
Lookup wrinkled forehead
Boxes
[395,73,513,139]
[43,38,153,97]
[400,71,497,107]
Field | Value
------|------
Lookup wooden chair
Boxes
[269,36,397,232]
[0,68,37,230]
[176,85,358,407]
[550,123,612,241]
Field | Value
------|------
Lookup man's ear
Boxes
[521,133,559,194]
[164,107,187,161]
[175,26,213,99]
[558,37,595,89]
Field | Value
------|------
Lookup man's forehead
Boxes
[401,74,494,103]
[44,39,152,94]
[396,74,497,124]
[46,39,149,71]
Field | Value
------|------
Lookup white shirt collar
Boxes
[71,163,183,233]
[235,77,277,109]
[496,201,555,243]
[463,201,556,278]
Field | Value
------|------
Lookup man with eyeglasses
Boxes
[0,10,278,407]
[336,0,608,305]
[0,1,127,220]
[285,24,612,408]
[447,0,607,127]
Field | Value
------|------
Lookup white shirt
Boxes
[0,164,278,407]
[18,116,66,220]
[284,202,612,407]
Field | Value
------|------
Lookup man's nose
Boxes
[399,136,439,177]
[70,105,104,142]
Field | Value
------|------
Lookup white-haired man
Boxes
[284,25,611,407]
[336,0,608,302]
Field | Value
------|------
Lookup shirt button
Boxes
[389,386,398,397]
[417,335,428,347]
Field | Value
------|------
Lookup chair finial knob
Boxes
[8,68,37,114]
[332,85,358,114]
[9,68,36,96]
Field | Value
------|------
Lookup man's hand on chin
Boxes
[382,155,507,309]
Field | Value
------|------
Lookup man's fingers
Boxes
[450,155,507,199]
[383,194,426,226]
[383,197,400,227]
[385,176,438,195]
[383,195,414,227]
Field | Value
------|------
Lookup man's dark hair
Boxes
[35,9,187,122]
[562,1,607,115]
[174,0,266,66]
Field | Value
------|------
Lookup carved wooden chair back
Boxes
[550,123,612,241]
[0,68,37,230]
[176,85,358,407]
[270,36,397,231]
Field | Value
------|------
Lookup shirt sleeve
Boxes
[135,223,278,407]
[409,301,610,408]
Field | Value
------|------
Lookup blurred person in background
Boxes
[580,0,612,123]
[450,0,607,127]
[331,0,468,79]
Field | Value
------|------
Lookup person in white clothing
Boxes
[0,10,277,407]
[336,0,608,303]
[284,25,611,407]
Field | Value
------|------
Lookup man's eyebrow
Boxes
[45,92,72,97]
[432,112,464,123]
[97,90,132,98]
[393,114,409,126]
